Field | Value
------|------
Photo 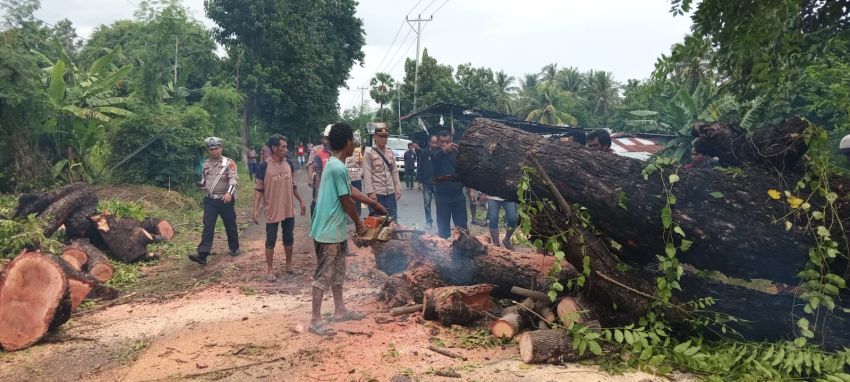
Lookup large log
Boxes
[14,183,88,219]
[0,252,73,351]
[691,117,807,168]
[141,217,174,241]
[89,213,154,263]
[456,117,824,284]
[518,329,583,364]
[74,239,114,283]
[38,187,98,237]
[379,262,447,308]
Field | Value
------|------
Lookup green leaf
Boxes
[665,243,676,258]
[709,191,724,198]
[817,226,831,237]
[673,226,685,237]
[668,174,680,184]
[639,347,652,360]
[794,337,807,347]
[614,329,624,343]
[667,193,677,205]
[618,191,628,210]
[680,239,693,252]
[588,341,602,356]
[812,211,824,220]
[547,290,557,302]
[48,60,66,105]
[661,206,672,229]
[551,281,564,292]
[624,331,635,344]
[673,340,691,354]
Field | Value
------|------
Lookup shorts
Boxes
[312,241,347,291]
[265,217,295,249]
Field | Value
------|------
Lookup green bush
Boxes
[98,199,146,220]
[107,104,214,188]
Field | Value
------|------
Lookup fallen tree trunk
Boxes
[89,213,154,263]
[77,239,114,283]
[14,183,88,219]
[39,187,98,237]
[456,117,828,284]
[422,284,496,326]
[0,252,73,351]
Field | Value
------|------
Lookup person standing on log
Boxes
[362,126,402,220]
[189,137,240,265]
[253,134,307,281]
[418,135,438,230]
[307,126,333,217]
[431,130,468,238]
[308,122,387,336]
[586,129,613,153]
[247,145,258,181]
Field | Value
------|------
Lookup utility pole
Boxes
[357,86,368,142]
[397,87,402,136]
[406,14,432,113]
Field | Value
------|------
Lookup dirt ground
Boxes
[0,183,682,382]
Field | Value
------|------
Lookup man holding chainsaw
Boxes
[189,137,240,266]
[308,123,387,336]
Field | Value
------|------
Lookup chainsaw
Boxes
[353,213,395,247]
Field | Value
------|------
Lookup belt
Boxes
[207,194,227,200]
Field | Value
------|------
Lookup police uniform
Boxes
[192,137,239,264]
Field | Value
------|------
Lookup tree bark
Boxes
[379,262,446,308]
[14,183,88,219]
[89,213,153,263]
[38,187,98,237]
[518,329,581,364]
[75,239,114,283]
[691,116,807,168]
[491,299,535,339]
[456,117,822,284]
[422,284,496,326]
[0,252,72,351]
[53,256,97,312]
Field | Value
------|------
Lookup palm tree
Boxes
[494,70,517,114]
[369,72,395,112]
[556,66,584,93]
[521,82,578,126]
[540,63,558,83]
[583,70,620,125]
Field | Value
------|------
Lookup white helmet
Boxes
[323,124,333,137]
[840,134,850,154]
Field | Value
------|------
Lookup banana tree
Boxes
[41,49,134,182]
[626,81,741,162]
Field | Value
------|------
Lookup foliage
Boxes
[0,214,62,258]
[98,199,146,220]
[369,72,395,112]
[107,104,213,187]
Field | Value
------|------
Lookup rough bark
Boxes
[518,329,581,364]
[691,117,807,168]
[53,256,97,312]
[422,284,496,326]
[89,213,154,263]
[0,252,73,351]
[491,299,535,339]
[379,262,446,308]
[14,183,88,219]
[38,187,98,237]
[141,217,174,241]
[64,209,95,239]
[456,117,820,284]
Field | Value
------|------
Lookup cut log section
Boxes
[60,244,88,271]
[89,213,154,263]
[422,284,496,326]
[491,312,527,339]
[0,252,73,351]
[379,262,447,308]
[39,187,98,237]
[141,217,174,241]
[78,240,114,283]
[556,297,584,327]
[518,329,580,364]
[52,256,97,312]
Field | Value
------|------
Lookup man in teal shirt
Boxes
[309,122,386,336]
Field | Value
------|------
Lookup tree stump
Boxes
[422,284,496,326]
[0,252,73,351]
[141,217,174,241]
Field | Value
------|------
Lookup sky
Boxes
[25,0,694,112]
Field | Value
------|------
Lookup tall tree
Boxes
[555,66,584,93]
[540,63,558,83]
[206,0,365,159]
[370,72,395,111]
[494,70,517,114]
[583,70,620,126]
[454,63,499,110]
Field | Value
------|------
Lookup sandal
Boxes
[333,310,365,322]
[308,321,336,337]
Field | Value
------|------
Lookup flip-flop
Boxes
[308,321,336,337]
[333,310,365,322]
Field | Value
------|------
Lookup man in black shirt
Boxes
[417,135,438,230]
[430,130,467,238]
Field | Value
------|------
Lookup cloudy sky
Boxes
[27,0,694,111]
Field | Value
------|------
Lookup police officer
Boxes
[189,137,240,265]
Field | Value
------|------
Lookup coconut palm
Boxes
[494,70,517,114]
[540,63,558,83]
[521,82,578,126]
[556,66,584,93]
[583,70,620,124]
[369,72,395,111]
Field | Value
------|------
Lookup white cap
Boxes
[323,124,333,137]
[841,134,850,152]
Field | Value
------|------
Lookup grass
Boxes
[118,337,151,364]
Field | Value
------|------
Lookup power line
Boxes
[378,28,413,73]
[418,0,438,15]
[372,21,404,74]
[406,0,424,16]
[432,0,452,15]
[387,37,417,74]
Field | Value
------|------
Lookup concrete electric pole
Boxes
[405,14,432,113]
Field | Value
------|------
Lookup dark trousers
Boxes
[370,193,398,220]
[351,180,363,218]
[265,217,295,249]
[404,171,416,189]
[422,183,435,225]
[197,197,239,256]
[435,195,468,239]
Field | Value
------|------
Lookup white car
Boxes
[385,137,415,175]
